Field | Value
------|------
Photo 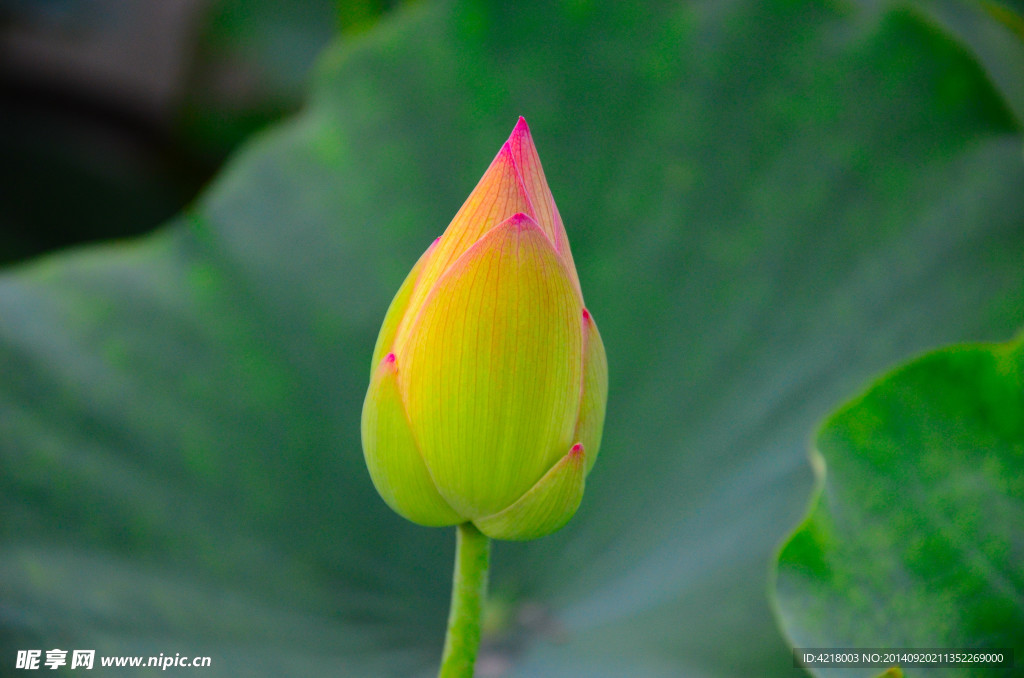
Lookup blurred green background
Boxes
[0,0,1022,676]
[0,0,398,264]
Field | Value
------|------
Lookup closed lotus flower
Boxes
[362,117,607,541]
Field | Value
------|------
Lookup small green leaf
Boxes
[773,338,1024,678]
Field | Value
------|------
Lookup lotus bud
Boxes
[361,118,607,540]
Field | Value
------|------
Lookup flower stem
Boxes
[438,522,491,678]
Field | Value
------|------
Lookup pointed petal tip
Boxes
[582,308,590,321]
[373,351,398,375]
[484,141,519,177]
[569,443,584,459]
[506,117,534,151]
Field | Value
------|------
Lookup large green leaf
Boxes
[2,0,1023,676]
[773,339,1024,677]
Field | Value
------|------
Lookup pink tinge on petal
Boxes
[385,353,396,364]
[505,117,580,294]
[506,212,534,231]
[505,117,563,251]
[569,443,584,458]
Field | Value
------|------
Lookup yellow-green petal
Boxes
[473,443,586,541]
[574,308,609,474]
[361,353,463,526]
[370,237,439,369]
[400,214,583,517]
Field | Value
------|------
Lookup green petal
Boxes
[400,214,583,518]
[574,308,609,475]
[474,443,586,541]
[361,353,463,526]
[370,237,438,369]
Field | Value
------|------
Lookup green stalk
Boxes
[438,522,491,678]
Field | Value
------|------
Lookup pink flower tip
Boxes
[582,308,590,321]
[506,212,538,231]
[505,117,533,150]
[569,443,584,458]
[384,353,396,364]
